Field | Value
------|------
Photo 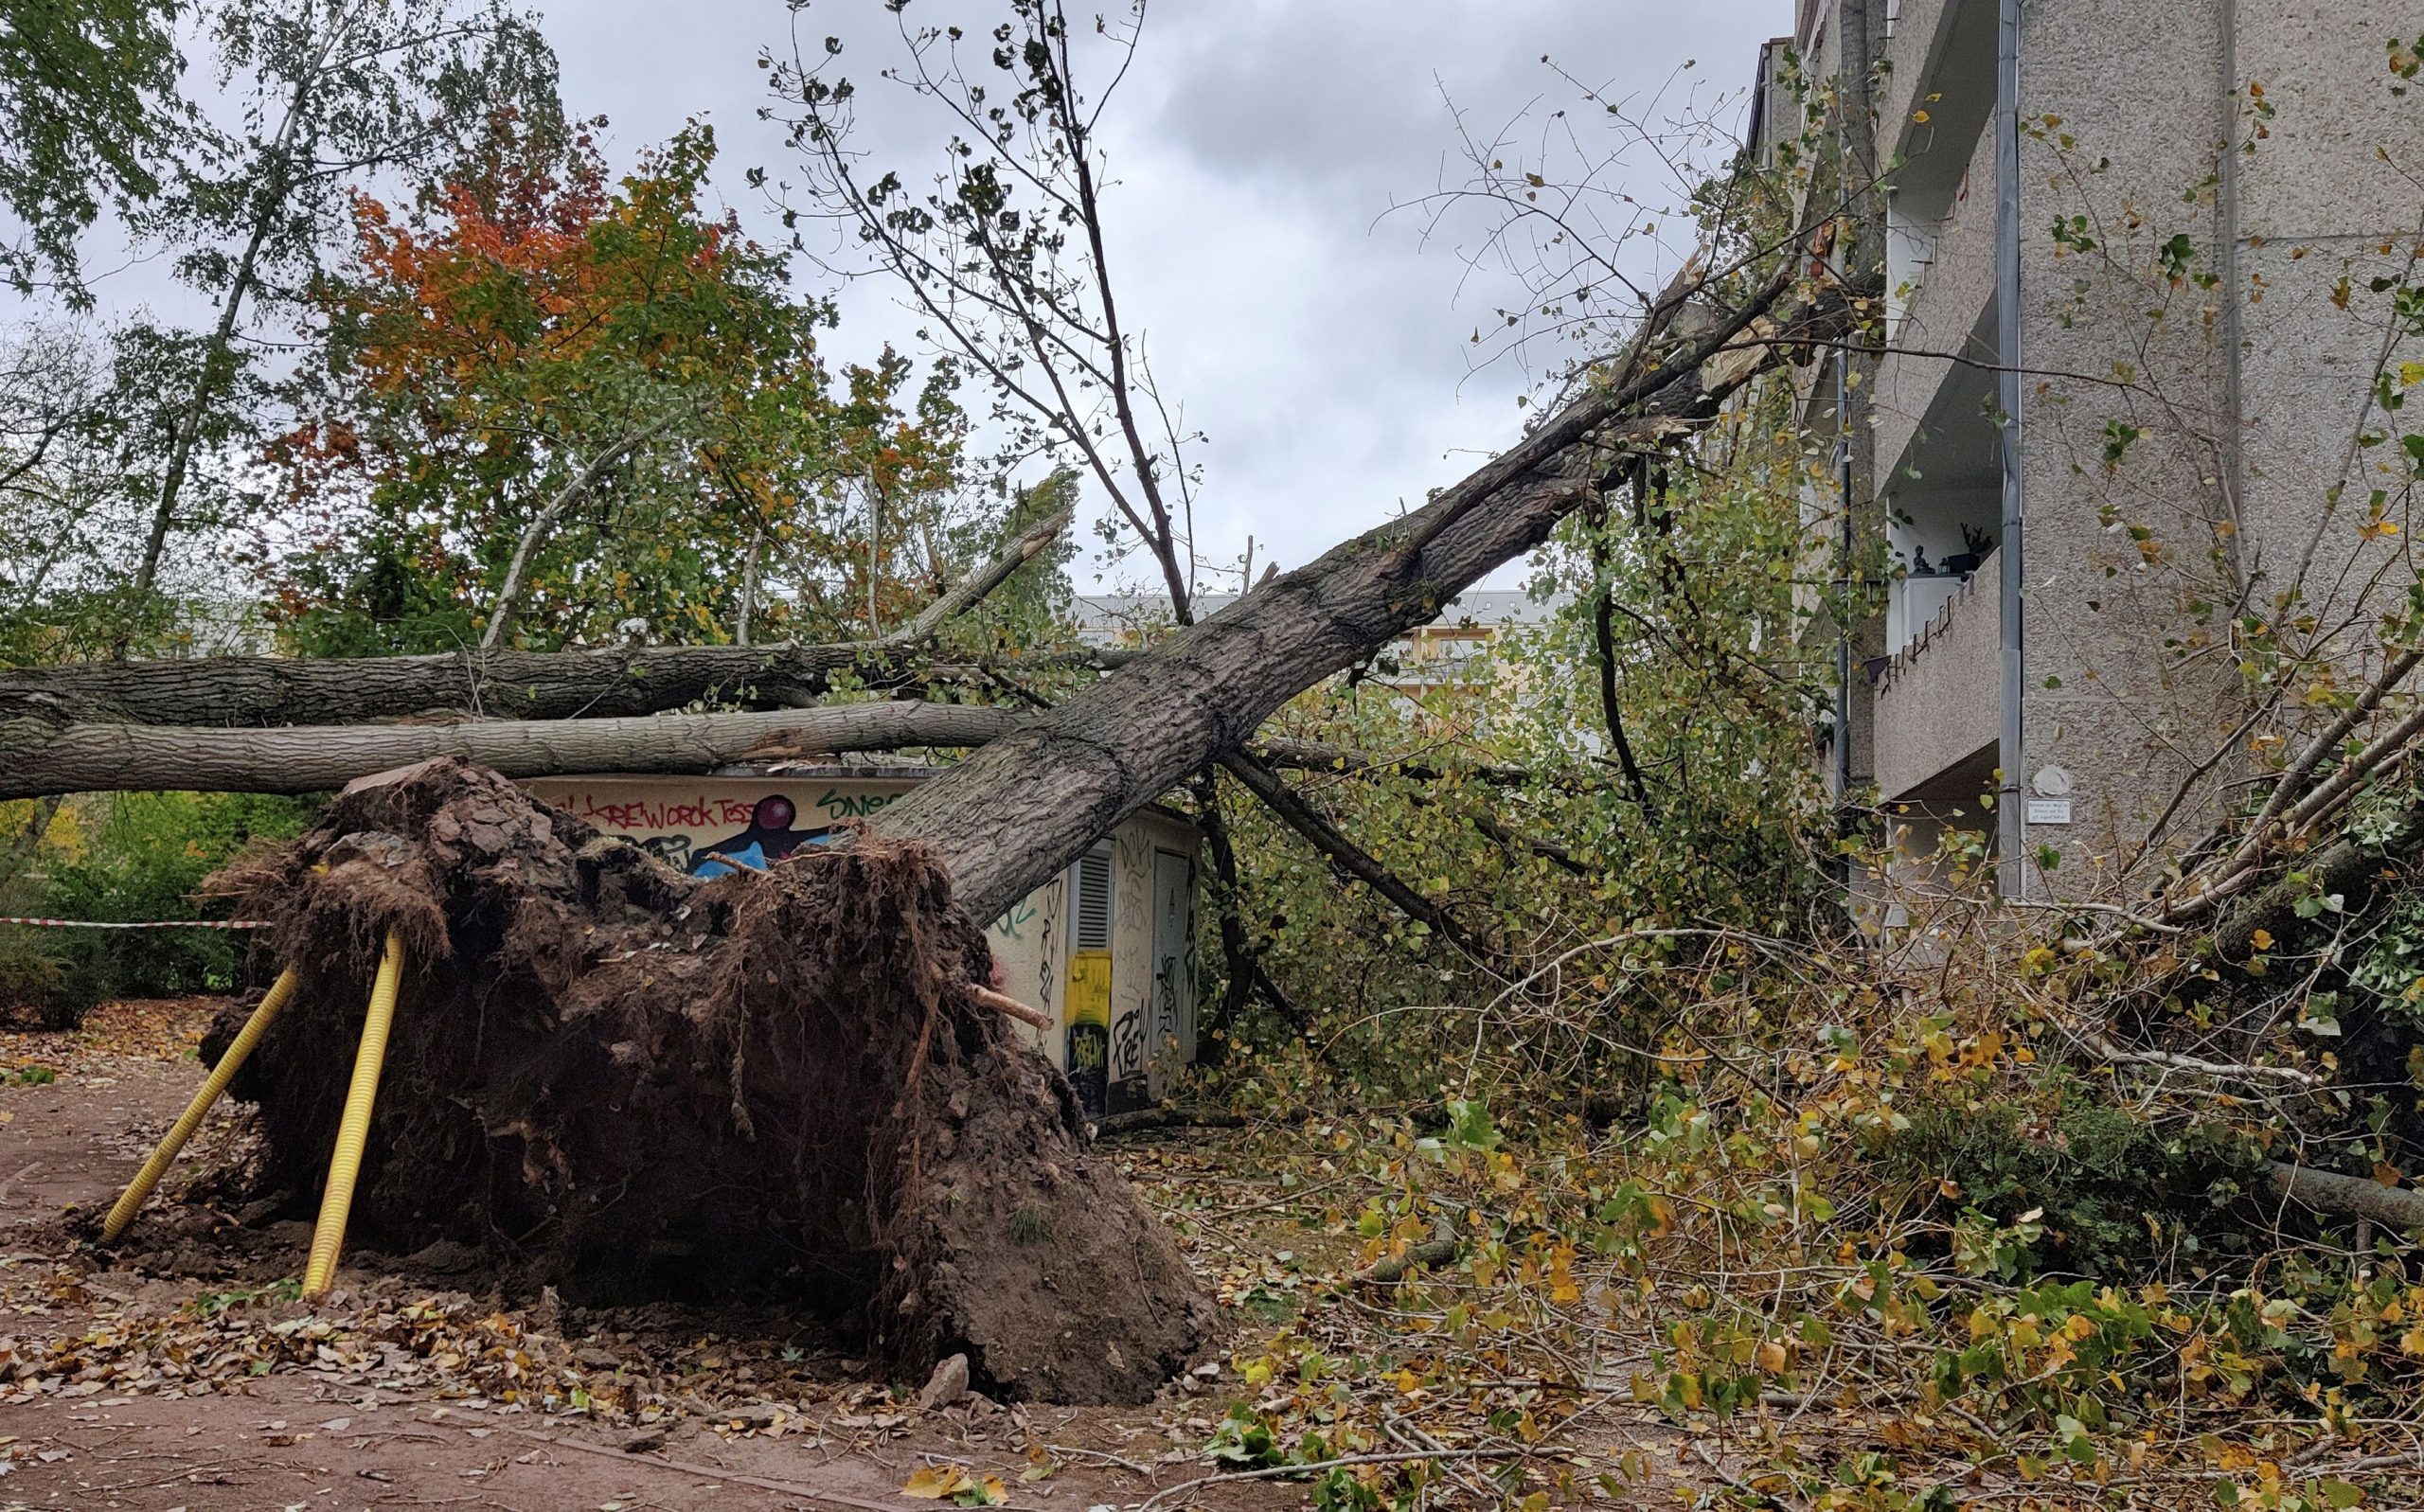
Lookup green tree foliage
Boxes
[0,0,568,656]
[0,0,186,302]
[264,121,985,652]
[1211,390,1844,1102]
[115,0,563,635]
[0,792,309,1026]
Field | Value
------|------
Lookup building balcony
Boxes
[1878,0,1996,187]
[1872,546,2000,801]
[1876,119,1999,484]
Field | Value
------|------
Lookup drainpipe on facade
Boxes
[1833,0,1871,881]
[1994,0,2028,898]
[1834,346,1855,842]
[2218,0,2245,535]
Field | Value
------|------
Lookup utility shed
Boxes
[522,769,1200,1116]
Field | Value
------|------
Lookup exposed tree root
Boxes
[205,756,1215,1403]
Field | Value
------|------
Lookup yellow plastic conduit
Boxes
[100,966,300,1245]
[301,928,405,1301]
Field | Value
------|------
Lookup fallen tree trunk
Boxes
[0,703,1028,799]
[0,506,1072,727]
[0,258,1842,841]
[205,758,1217,1401]
[0,700,1450,801]
[871,256,1858,922]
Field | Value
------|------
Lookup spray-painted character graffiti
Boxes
[635,834,694,872]
[686,794,840,878]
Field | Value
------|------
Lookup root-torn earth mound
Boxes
[198,756,1216,1404]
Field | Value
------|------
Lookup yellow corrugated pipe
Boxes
[101,966,300,1245]
[301,928,405,1301]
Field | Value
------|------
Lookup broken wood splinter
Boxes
[965,984,1053,1032]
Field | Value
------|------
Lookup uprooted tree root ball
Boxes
[196,756,1216,1404]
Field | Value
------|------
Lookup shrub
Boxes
[1891,1091,2268,1280]
[0,792,314,1027]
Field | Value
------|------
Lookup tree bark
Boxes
[869,253,1854,922]
[2,505,1073,726]
[0,793,62,888]
[0,703,1026,800]
[0,698,1399,803]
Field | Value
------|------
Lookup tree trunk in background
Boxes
[1,506,1072,725]
[0,794,62,889]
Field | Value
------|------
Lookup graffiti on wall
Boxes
[686,795,834,877]
[1105,828,1155,1112]
[1152,955,1180,1065]
[549,785,912,880]
[1065,949,1112,1115]
[1110,1006,1147,1085]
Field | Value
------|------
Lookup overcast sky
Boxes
[57,0,1783,595]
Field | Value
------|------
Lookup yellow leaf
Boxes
[2251,929,2274,951]
[1913,109,1932,123]
[904,1467,969,1500]
[2401,362,2424,388]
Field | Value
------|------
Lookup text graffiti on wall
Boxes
[561,786,903,836]
[552,786,912,880]
[1110,1006,1147,1087]
[1153,955,1180,1067]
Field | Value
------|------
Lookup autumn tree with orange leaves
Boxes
[264,119,974,655]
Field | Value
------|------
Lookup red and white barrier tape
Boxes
[0,916,272,931]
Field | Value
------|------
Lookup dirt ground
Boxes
[0,1001,1318,1512]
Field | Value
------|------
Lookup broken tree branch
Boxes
[2270,1163,2424,1233]
[965,984,1053,1032]
[1221,748,1496,965]
[1355,1236,1461,1285]
[1590,530,1656,815]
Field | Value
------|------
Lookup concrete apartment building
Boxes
[1773,0,2424,899]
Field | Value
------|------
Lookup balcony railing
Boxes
[1872,546,2002,800]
